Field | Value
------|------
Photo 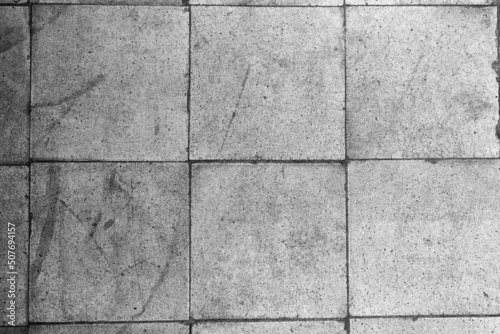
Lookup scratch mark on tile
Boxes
[219,64,252,153]
[103,218,115,230]
[30,165,61,289]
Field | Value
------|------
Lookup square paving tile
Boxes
[351,318,500,334]
[191,163,346,318]
[347,0,493,5]
[30,323,188,334]
[0,167,28,326]
[29,163,189,322]
[194,321,346,334]
[349,160,500,316]
[34,0,180,4]
[0,7,29,163]
[31,6,189,161]
[346,7,498,159]
[190,7,345,160]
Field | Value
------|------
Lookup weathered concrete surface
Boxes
[348,0,492,5]
[29,163,189,322]
[0,167,28,326]
[191,163,346,318]
[349,160,500,316]
[0,7,29,163]
[31,6,189,161]
[351,318,500,334]
[347,7,499,159]
[0,328,28,334]
[194,321,346,334]
[192,0,342,5]
[34,0,179,4]
[30,323,188,334]
[190,7,345,160]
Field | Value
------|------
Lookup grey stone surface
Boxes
[0,7,29,163]
[35,0,180,4]
[0,328,28,334]
[191,163,346,318]
[346,7,499,159]
[190,7,345,160]
[31,6,189,161]
[192,0,342,5]
[349,160,500,316]
[351,318,500,334]
[0,167,28,326]
[348,0,492,5]
[194,321,346,334]
[29,163,189,322]
[30,323,188,334]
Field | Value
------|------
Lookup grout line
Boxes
[342,5,351,334]
[187,4,193,321]
[27,1,33,327]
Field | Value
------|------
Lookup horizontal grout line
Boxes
[3,2,494,6]
[352,314,500,319]
[24,314,500,326]
[17,157,500,165]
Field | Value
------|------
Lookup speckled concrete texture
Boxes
[349,160,500,316]
[347,0,493,5]
[190,7,345,160]
[34,0,180,4]
[351,318,500,333]
[31,6,189,161]
[30,323,189,334]
[0,167,28,326]
[191,0,342,5]
[346,7,499,159]
[29,163,189,322]
[0,7,29,163]
[191,163,346,319]
[194,321,346,334]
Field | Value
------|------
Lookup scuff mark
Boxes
[424,159,439,164]
[103,218,115,230]
[88,212,102,239]
[30,165,61,289]
[0,26,27,55]
[219,64,252,153]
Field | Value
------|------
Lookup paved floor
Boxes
[1,0,500,333]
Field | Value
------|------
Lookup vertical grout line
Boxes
[27,1,33,329]
[187,3,193,322]
[343,4,350,334]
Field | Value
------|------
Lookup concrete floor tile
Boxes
[349,160,500,316]
[191,163,346,318]
[0,328,28,334]
[190,7,345,160]
[191,0,342,5]
[0,167,28,326]
[29,163,189,322]
[30,323,188,334]
[34,0,180,4]
[351,318,500,334]
[0,7,29,163]
[346,7,499,159]
[31,6,189,161]
[194,321,346,334]
[347,0,492,5]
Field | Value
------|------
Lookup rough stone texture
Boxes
[0,328,28,334]
[349,160,500,316]
[348,0,493,5]
[34,0,180,4]
[0,167,28,326]
[191,163,346,318]
[31,6,189,161]
[30,323,188,334]
[190,7,345,160]
[346,7,499,159]
[0,7,29,163]
[29,163,189,322]
[194,321,346,334]
[191,0,342,5]
[351,318,500,334]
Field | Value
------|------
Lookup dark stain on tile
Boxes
[88,212,102,239]
[0,26,27,55]
[30,165,61,290]
[32,6,68,35]
[424,159,439,164]
[103,218,115,230]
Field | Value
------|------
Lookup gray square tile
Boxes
[191,7,345,160]
[192,163,346,318]
[30,323,189,334]
[347,7,498,159]
[0,167,28,326]
[0,7,29,163]
[30,163,189,322]
[194,321,346,334]
[31,6,189,161]
[349,160,500,316]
